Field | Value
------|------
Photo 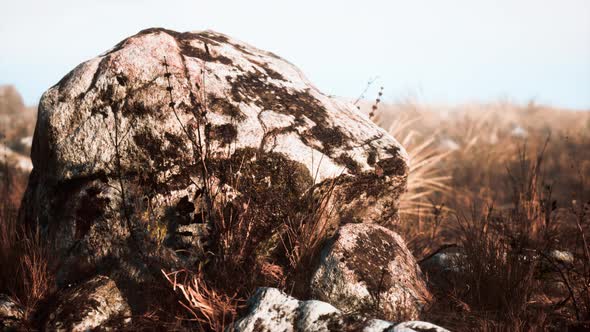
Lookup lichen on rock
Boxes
[311,223,432,322]
[232,287,447,332]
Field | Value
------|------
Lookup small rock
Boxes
[548,249,574,266]
[511,125,528,138]
[390,320,450,332]
[311,223,432,322]
[231,287,341,332]
[363,319,395,331]
[0,294,24,330]
[419,245,465,291]
[420,246,465,274]
[45,275,131,331]
[538,249,575,300]
[362,319,450,332]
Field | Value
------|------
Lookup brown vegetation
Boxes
[371,99,590,331]
[1,160,53,328]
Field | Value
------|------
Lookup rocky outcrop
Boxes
[19,28,408,310]
[231,287,448,332]
[0,294,24,330]
[311,224,431,321]
[45,276,131,331]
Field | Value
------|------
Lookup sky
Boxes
[0,0,589,109]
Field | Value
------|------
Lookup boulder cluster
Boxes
[3,28,449,331]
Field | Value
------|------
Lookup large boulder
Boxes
[19,28,408,310]
[311,223,431,321]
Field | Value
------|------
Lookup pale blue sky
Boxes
[1,0,589,109]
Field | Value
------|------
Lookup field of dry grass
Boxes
[367,99,590,330]
[1,84,589,330]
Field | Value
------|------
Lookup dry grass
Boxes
[161,171,338,331]
[162,269,243,332]
[367,98,590,330]
[1,87,52,327]
[158,58,341,329]
[0,171,54,326]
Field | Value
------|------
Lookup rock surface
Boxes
[232,287,447,332]
[420,246,464,275]
[547,249,574,266]
[45,275,131,331]
[363,319,450,332]
[387,320,450,332]
[19,28,409,310]
[311,223,431,321]
[0,294,24,330]
[232,287,341,332]
[419,245,465,291]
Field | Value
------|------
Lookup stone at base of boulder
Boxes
[0,294,24,330]
[231,287,448,332]
[363,319,451,332]
[311,223,432,322]
[231,288,341,332]
[45,275,131,332]
[389,320,450,332]
[419,245,465,292]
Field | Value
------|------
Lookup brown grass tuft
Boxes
[162,269,243,332]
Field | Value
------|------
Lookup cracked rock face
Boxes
[19,28,408,310]
[45,276,131,331]
[311,223,431,322]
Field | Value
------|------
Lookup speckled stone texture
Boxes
[311,223,432,321]
[45,276,131,331]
